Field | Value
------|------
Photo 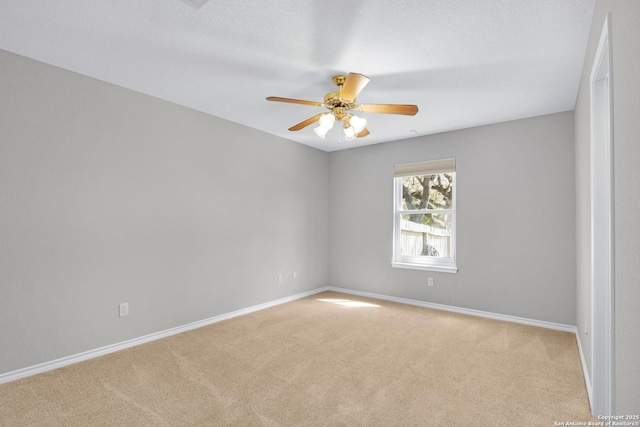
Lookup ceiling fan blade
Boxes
[288,114,323,131]
[357,103,419,116]
[340,73,370,101]
[357,127,370,138]
[266,96,323,107]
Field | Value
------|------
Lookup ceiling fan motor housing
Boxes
[324,92,356,113]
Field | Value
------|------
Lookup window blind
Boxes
[393,158,456,177]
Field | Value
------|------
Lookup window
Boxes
[392,158,457,273]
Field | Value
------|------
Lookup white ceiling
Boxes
[0,0,595,151]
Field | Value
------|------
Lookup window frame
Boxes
[391,159,458,273]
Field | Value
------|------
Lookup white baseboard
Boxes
[1,285,579,385]
[0,287,329,385]
[325,286,578,333]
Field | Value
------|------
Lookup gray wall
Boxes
[329,112,576,325]
[574,0,640,414]
[0,50,329,374]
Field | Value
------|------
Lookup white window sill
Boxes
[391,261,458,274]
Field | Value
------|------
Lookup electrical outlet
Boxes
[428,277,434,287]
[119,302,129,317]
[293,272,298,281]
[584,321,589,335]
[278,273,283,284]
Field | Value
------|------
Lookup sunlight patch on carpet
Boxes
[317,298,381,308]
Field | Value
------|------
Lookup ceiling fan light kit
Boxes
[314,111,365,140]
[266,72,418,143]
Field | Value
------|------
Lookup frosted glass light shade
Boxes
[343,125,355,140]
[314,125,330,138]
[350,115,367,133]
[318,113,335,128]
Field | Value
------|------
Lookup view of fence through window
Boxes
[400,173,454,258]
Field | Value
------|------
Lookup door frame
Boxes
[589,12,614,417]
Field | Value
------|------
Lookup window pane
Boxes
[428,173,453,209]
[400,213,453,257]
[401,174,453,211]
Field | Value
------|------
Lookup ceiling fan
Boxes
[266,73,418,141]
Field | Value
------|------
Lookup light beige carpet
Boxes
[1,291,594,426]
